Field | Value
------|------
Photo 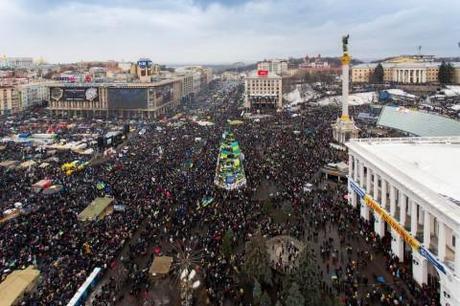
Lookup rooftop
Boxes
[347,137,460,228]
[246,70,282,79]
[377,106,460,137]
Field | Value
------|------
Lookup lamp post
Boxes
[179,268,200,306]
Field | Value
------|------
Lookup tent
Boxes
[42,185,63,195]
[32,179,53,192]
[78,197,114,221]
[0,160,18,169]
[149,256,173,277]
[0,266,40,306]
[18,160,37,169]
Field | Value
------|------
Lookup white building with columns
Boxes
[244,70,283,110]
[351,62,460,84]
[347,137,460,306]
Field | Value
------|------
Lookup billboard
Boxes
[257,70,269,76]
[50,87,98,102]
[149,84,173,106]
[108,88,148,110]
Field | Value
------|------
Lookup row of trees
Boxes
[242,232,338,306]
[370,61,456,84]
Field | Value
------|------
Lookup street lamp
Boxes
[180,268,200,306]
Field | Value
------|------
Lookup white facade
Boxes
[0,87,21,115]
[347,137,460,306]
[257,59,288,76]
[0,57,34,68]
[244,70,282,110]
[18,83,50,109]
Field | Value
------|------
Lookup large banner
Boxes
[50,87,99,102]
[107,88,148,110]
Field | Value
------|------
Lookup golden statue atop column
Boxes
[332,34,359,144]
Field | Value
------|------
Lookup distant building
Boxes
[0,57,34,69]
[299,54,341,74]
[136,58,160,82]
[118,62,133,72]
[0,81,55,114]
[257,59,288,76]
[244,70,283,110]
[48,79,182,119]
[351,56,460,84]
[0,86,21,115]
[18,83,52,109]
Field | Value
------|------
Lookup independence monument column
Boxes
[332,34,359,144]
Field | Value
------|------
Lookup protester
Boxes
[0,81,439,306]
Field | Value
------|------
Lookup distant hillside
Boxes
[288,56,363,66]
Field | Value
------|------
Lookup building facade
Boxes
[18,83,51,109]
[347,137,460,306]
[244,70,283,110]
[352,62,460,84]
[257,59,288,76]
[0,57,34,69]
[48,79,182,119]
[0,86,21,115]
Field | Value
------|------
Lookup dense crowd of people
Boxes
[0,80,441,305]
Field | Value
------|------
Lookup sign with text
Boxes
[257,70,269,76]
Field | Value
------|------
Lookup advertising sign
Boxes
[257,70,269,76]
[50,87,98,102]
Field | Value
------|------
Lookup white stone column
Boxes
[400,193,407,227]
[390,185,396,216]
[423,210,431,248]
[342,63,349,118]
[412,252,428,285]
[353,156,358,181]
[348,155,353,177]
[373,171,384,237]
[418,205,424,225]
[410,200,418,236]
[438,222,446,262]
[381,179,387,209]
[391,228,404,262]
[351,189,357,208]
[359,160,364,186]
[366,167,371,194]
[373,171,379,201]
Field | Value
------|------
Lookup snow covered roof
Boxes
[347,137,460,228]
[378,106,460,137]
[317,92,376,106]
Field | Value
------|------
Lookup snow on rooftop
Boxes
[317,91,376,106]
[385,89,416,99]
[348,137,460,223]
[441,85,460,97]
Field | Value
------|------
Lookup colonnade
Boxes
[393,68,427,84]
[348,153,460,305]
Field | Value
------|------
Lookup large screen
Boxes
[50,87,99,102]
[108,88,148,109]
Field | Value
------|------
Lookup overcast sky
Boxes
[1,0,459,64]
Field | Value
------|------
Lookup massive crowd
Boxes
[0,80,441,305]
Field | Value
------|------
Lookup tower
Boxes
[136,58,153,82]
[332,34,359,144]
